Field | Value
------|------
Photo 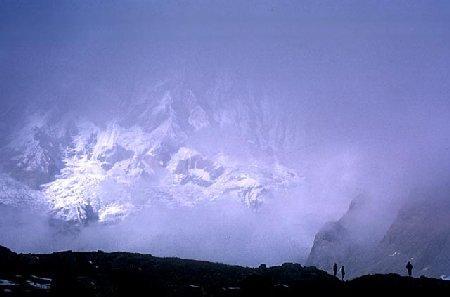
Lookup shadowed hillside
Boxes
[307,196,450,279]
[0,245,449,297]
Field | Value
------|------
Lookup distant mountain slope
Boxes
[372,198,450,278]
[306,196,383,277]
[0,77,298,226]
[307,197,450,279]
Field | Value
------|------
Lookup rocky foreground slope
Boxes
[0,245,449,297]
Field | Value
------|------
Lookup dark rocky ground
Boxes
[1,245,449,297]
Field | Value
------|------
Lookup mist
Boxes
[1,1,450,267]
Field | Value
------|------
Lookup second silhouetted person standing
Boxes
[406,261,413,277]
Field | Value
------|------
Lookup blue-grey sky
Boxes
[3,0,449,186]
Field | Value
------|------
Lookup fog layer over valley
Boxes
[1,1,450,273]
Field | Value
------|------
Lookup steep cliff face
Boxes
[306,196,382,277]
[307,196,450,279]
[371,198,450,278]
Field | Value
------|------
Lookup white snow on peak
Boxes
[0,172,47,209]
[1,84,299,225]
[188,105,209,130]
[151,91,174,117]
[98,202,134,223]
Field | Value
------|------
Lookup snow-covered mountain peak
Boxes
[0,79,299,226]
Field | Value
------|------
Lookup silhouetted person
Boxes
[341,266,345,281]
[333,263,338,277]
[406,261,413,277]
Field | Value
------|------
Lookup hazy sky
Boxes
[2,0,449,162]
[1,1,450,265]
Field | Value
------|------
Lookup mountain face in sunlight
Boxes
[0,77,298,225]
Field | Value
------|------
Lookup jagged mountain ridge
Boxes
[0,79,298,225]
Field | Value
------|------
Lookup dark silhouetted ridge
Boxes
[0,245,448,297]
